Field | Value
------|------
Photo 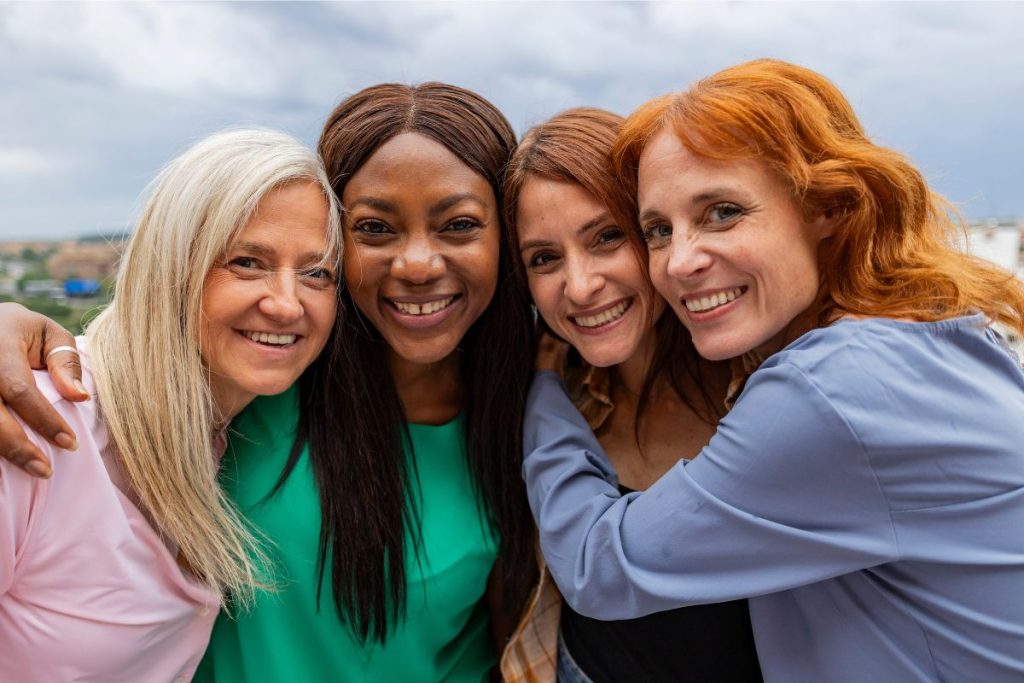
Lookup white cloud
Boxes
[0,1,1022,239]
[0,147,59,175]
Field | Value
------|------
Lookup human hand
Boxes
[0,303,88,478]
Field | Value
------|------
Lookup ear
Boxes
[811,208,839,241]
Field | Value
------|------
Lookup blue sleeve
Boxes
[523,366,899,620]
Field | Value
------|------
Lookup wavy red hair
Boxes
[614,59,1024,334]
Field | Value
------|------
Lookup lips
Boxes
[684,287,746,313]
[389,295,457,316]
[242,330,299,346]
[570,298,632,329]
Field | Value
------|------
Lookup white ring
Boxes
[45,345,81,362]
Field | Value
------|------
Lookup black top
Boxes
[559,485,763,683]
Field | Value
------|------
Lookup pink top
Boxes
[0,345,220,683]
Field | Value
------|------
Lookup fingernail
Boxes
[55,432,78,451]
[26,460,52,478]
[73,379,88,396]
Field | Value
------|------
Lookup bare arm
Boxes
[0,303,88,478]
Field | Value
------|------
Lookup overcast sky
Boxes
[1,1,1021,241]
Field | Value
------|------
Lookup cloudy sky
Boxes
[1,1,1021,240]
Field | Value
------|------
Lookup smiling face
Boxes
[638,128,831,361]
[516,177,662,368]
[341,132,500,367]
[200,181,337,419]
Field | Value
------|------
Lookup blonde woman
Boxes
[0,128,339,681]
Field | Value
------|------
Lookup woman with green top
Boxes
[193,82,536,681]
[0,82,536,682]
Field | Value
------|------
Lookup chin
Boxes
[575,344,633,369]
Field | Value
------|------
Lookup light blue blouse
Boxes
[524,315,1024,682]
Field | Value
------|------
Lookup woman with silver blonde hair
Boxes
[0,127,340,681]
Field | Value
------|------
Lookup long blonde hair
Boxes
[87,128,340,606]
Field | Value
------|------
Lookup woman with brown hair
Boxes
[524,60,1024,681]
[502,108,760,682]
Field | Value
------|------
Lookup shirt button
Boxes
[173,677,185,683]
[198,605,211,616]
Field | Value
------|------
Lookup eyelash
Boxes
[705,202,744,226]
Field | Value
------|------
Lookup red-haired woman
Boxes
[524,61,1024,681]
[502,108,761,682]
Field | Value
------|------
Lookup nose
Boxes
[665,230,712,281]
[391,233,445,284]
[258,271,305,323]
[563,256,605,305]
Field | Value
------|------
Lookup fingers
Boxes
[0,303,80,455]
[0,404,53,478]
[0,371,77,454]
[42,331,88,402]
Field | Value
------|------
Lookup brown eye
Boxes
[528,251,559,269]
[442,217,481,234]
[354,219,392,235]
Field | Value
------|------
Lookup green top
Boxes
[194,386,498,682]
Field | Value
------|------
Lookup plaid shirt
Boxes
[500,355,759,681]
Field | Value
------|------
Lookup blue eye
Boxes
[302,267,335,281]
[229,256,259,269]
[642,222,672,245]
[707,203,743,225]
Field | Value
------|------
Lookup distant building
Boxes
[966,218,1024,275]
[47,240,123,281]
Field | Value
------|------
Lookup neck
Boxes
[388,350,463,425]
[209,385,255,433]
[612,329,658,399]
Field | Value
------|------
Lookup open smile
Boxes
[384,294,463,328]
[240,330,301,347]
[569,298,633,330]
[683,287,746,314]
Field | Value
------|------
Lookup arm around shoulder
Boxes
[524,361,899,620]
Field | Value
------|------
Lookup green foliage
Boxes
[0,294,107,336]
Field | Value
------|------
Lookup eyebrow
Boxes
[230,241,326,264]
[428,193,487,218]
[638,187,737,222]
[345,196,397,214]
[519,211,613,253]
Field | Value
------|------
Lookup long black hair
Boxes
[277,82,535,643]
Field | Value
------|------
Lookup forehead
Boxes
[637,129,779,204]
[343,132,495,206]
[234,181,330,248]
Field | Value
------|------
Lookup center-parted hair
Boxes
[614,59,1024,333]
[282,82,535,642]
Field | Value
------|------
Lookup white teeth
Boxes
[393,296,455,316]
[245,331,297,345]
[572,300,630,329]
[684,288,743,313]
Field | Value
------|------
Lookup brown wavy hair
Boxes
[614,59,1024,333]
[504,108,721,434]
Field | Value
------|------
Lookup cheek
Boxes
[646,250,673,298]
[527,276,560,325]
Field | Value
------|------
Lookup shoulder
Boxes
[766,314,1007,387]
